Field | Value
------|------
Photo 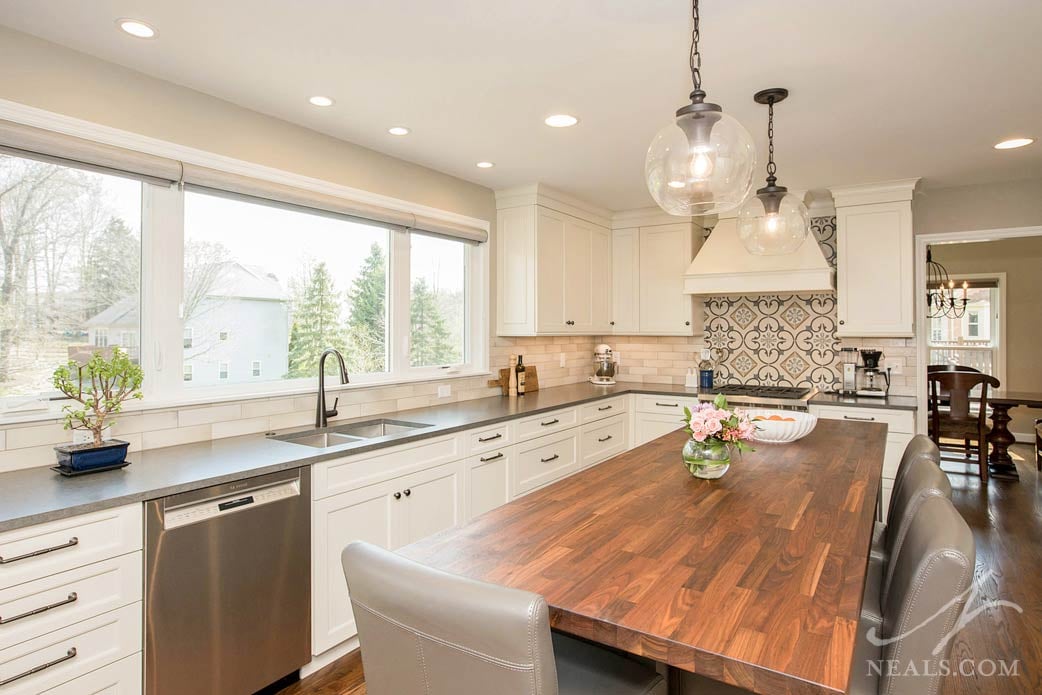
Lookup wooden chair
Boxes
[928,371,1000,481]
[926,365,984,454]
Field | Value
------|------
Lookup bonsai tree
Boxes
[52,347,144,446]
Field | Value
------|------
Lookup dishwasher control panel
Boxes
[164,478,301,529]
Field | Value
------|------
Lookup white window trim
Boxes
[0,99,491,412]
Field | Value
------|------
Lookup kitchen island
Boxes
[399,418,887,695]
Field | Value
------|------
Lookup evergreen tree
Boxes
[344,243,387,372]
[82,217,140,320]
[410,277,457,366]
[286,261,346,378]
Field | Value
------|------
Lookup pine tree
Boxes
[286,261,346,378]
[82,217,140,320]
[410,277,457,366]
[344,243,387,372]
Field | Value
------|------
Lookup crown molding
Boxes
[494,183,612,228]
[829,178,921,208]
[610,206,696,229]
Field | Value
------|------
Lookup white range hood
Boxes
[684,217,834,295]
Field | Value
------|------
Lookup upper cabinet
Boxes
[496,185,611,336]
[611,210,702,337]
[831,179,919,337]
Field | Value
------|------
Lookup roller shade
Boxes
[0,119,182,186]
[0,119,488,243]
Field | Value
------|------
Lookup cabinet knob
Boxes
[565,320,575,326]
[685,321,690,326]
[404,489,412,497]
[839,320,845,325]
[610,321,615,326]
[393,492,402,500]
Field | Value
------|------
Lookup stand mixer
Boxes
[590,344,617,385]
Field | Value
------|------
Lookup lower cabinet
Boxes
[41,653,141,695]
[466,446,515,521]
[581,414,628,469]
[514,430,581,496]
[311,461,463,655]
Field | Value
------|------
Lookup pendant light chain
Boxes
[766,98,777,181]
[689,0,702,91]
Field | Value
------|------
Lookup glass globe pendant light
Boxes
[645,0,756,216]
[737,88,810,255]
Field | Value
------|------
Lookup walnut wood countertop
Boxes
[399,419,888,695]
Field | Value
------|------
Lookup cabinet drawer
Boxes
[466,447,514,521]
[314,434,463,499]
[466,423,512,456]
[580,397,628,424]
[0,506,142,592]
[635,395,699,416]
[0,553,141,652]
[808,406,914,434]
[581,415,628,469]
[40,653,140,695]
[0,603,140,695]
[514,431,580,496]
[516,408,579,442]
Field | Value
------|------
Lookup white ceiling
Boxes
[2,0,1040,210]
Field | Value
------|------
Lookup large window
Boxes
[928,284,1000,375]
[0,153,141,403]
[0,146,487,412]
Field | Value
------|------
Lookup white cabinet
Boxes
[581,414,628,468]
[633,395,700,446]
[465,446,514,521]
[635,413,688,447]
[611,222,701,336]
[398,463,463,546]
[832,180,917,337]
[496,204,611,336]
[809,404,916,522]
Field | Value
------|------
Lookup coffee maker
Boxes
[856,349,891,398]
[590,344,617,385]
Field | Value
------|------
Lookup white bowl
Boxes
[742,409,818,444]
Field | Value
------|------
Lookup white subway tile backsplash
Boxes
[0,444,60,473]
[142,424,213,450]
[242,398,298,419]
[140,411,179,432]
[5,422,70,450]
[0,430,5,450]
[178,404,244,428]
[212,417,272,440]
[267,411,316,431]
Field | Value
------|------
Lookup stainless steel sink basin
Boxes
[270,419,432,449]
[273,431,363,448]
[331,419,432,439]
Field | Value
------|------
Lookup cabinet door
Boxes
[563,216,595,332]
[639,224,695,335]
[836,201,913,336]
[399,462,464,547]
[535,208,566,333]
[590,225,612,333]
[611,228,639,333]
[466,447,514,521]
[496,206,537,335]
[312,480,397,654]
[634,412,688,447]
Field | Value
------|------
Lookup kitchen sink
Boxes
[270,419,432,449]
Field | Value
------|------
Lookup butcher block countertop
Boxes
[400,419,888,695]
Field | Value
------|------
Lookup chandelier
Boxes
[926,247,968,318]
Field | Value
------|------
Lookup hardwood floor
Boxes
[280,444,1041,695]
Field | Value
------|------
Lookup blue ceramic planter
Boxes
[54,439,130,472]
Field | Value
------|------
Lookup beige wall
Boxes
[932,237,1042,437]
[914,178,1042,236]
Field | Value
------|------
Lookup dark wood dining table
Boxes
[399,419,887,695]
[986,390,1042,480]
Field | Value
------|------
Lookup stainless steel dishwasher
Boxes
[145,467,310,695]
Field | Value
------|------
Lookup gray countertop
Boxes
[809,392,918,411]
[0,382,917,533]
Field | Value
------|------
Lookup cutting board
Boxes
[489,366,540,395]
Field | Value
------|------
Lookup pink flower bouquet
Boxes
[683,394,756,456]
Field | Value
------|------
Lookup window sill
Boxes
[0,368,493,428]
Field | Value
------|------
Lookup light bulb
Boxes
[689,147,715,181]
[765,213,781,233]
[668,180,685,189]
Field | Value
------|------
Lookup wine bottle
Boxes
[516,355,527,395]
[698,348,714,392]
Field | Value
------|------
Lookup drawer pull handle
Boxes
[480,453,504,462]
[655,402,679,408]
[0,648,77,687]
[598,435,613,443]
[843,415,876,422]
[541,454,560,463]
[540,419,560,427]
[0,537,78,565]
[478,433,503,442]
[0,592,78,625]
[597,405,613,411]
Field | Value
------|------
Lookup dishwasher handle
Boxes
[162,470,302,530]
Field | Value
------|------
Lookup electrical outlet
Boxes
[887,362,903,375]
[437,385,451,398]
[559,353,567,368]
[614,351,622,365]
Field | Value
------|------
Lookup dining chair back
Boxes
[928,370,1001,480]
[341,541,665,695]
[926,364,982,373]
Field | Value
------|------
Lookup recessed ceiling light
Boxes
[117,19,157,39]
[476,161,495,169]
[388,126,411,136]
[308,96,335,107]
[544,114,579,128]
[994,137,1034,150]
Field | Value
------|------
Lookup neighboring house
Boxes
[85,262,290,388]
[82,297,140,362]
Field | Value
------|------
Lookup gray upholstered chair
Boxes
[871,435,941,561]
[341,541,667,695]
[861,455,951,624]
[679,496,975,695]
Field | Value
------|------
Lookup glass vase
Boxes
[682,439,731,479]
